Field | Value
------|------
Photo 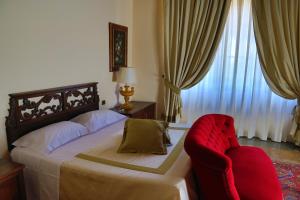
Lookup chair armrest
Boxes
[184,138,232,171]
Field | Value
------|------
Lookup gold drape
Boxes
[163,0,232,122]
[252,0,300,144]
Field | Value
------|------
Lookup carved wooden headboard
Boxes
[5,82,99,151]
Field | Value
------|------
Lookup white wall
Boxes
[0,0,133,157]
[132,0,164,117]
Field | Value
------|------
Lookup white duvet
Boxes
[11,119,198,200]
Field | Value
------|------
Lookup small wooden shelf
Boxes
[111,101,156,119]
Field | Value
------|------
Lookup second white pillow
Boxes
[71,109,127,133]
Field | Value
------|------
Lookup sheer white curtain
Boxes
[181,0,296,142]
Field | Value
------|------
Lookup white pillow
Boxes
[71,109,127,133]
[13,121,88,153]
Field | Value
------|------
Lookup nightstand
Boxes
[0,159,26,200]
[111,101,156,119]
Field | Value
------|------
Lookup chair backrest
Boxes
[184,114,240,200]
[187,114,239,153]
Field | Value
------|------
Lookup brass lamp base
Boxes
[120,102,133,110]
[120,85,134,110]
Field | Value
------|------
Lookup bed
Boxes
[5,82,198,200]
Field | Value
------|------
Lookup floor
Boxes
[239,137,300,164]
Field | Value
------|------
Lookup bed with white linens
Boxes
[6,83,197,200]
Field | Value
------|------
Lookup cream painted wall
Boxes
[132,0,164,118]
[0,0,133,157]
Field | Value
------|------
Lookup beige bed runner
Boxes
[59,129,197,200]
[75,128,186,174]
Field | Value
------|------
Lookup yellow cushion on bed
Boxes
[117,119,169,155]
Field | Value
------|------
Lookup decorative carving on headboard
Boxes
[20,94,63,122]
[65,87,94,110]
[6,82,99,151]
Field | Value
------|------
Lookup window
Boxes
[181,0,296,142]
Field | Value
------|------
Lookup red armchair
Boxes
[184,114,282,200]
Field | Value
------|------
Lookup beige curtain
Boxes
[163,0,232,122]
[252,0,300,144]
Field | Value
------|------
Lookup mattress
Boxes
[11,119,197,200]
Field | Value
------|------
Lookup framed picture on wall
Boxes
[109,22,128,72]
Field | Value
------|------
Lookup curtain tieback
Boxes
[292,105,300,124]
[291,99,300,138]
[163,77,181,95]
[292,99,300,124]
[162,76,182,117]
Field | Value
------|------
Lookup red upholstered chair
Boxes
[184,114,282,200]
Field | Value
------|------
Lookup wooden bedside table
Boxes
[0,159,26,200]
[111,101,156,119]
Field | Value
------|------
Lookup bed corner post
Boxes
[6,95,18,151]
[93,83,100,109]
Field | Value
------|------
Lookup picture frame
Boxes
[109,22,128,72]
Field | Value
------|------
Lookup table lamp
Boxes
[117,67,136,110]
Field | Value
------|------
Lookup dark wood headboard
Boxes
[5,82,99,151]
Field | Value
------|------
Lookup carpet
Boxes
[273,161,300,200]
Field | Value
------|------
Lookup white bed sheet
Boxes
[11,119,197,200]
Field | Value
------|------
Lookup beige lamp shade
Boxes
[117,67,136,84]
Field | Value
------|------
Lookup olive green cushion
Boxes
[117,119,171,155]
